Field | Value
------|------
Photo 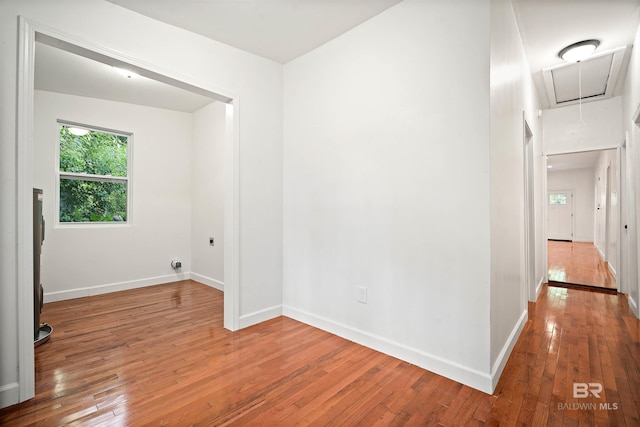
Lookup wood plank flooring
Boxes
[1,280,638,425]
[548,240,617,290]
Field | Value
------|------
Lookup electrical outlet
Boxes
[209,237,214,246]
[358,286,368,304]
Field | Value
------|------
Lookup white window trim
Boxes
[59,172,128,184]
[55,120,133,227]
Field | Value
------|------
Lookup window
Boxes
[548,193,567,205]
[57,122,130,223]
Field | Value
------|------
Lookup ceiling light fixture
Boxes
[547,165,553,169]
[113,67,139,79]
[68,127,89,136]
[558,39,600,62]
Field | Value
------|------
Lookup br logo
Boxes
[573,382,603,398]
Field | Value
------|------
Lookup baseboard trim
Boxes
[629,295,639,318]
[282,305,493,394]
[535,277,544,299]
[239,305,283,329]
[0,382,20,409]
[190,273,224,292]
[607,262,616,279]
[490,309,528,391]
[43,273,190,303]
[573,238,593,243]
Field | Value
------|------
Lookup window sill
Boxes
[54,222,131,230]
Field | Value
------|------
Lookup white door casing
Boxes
[15,17,241,405]
[523,118,537,301]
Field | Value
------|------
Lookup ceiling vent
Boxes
[542,46,626,108]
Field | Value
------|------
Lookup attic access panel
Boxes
[543,46,626,108]
[551,54,612,103]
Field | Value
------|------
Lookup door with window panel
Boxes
[548,190,573,241]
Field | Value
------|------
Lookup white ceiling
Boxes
[35,42,215,113]
[547,150,609,171]
[105,0,404,64]
[512,0,640,109]
[36,0,404,112]
[36,0,640,116]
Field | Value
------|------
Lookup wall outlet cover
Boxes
[358,286,367,304]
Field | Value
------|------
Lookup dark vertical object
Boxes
[33,188,44,340]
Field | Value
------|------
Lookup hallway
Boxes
[548,240,617,290]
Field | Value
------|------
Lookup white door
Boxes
[548,190,573,241]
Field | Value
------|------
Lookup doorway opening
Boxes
[546,149,619,292]
[17,18,241,402]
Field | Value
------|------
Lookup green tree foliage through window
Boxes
[59,124,129,223]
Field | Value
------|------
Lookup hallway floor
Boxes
[548,240,617,290]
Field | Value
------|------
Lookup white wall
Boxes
[547,168,596,242]
[191,102,226,289]
[283,0,492,392]
[34,91,193,300]
[543,97,623,154]
[489,0,542,388]
[593,150,619,275]
[622,21,640,317]
[1,0,282,407]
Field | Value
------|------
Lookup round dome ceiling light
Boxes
[558,39,600,62]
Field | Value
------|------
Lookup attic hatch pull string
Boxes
[579,60,586,126]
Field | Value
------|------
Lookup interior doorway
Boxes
[17,18,241,402]
[546,149,619,292]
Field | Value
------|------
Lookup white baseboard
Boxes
[490,309,528,391]
[607,262,617,279]
[0,382,19,409]
[43,273,190,303]
[190,273,224,291]
[239,305,282,329]
[595,244,605,261]
[536,277,544,299]
[629,295,639,318]
[573,238,593,243]
[282,305,493,394]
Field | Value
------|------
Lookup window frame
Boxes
[55,120,133,227]
[548,193,568,206]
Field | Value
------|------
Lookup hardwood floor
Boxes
[1,280,638,425]
[548,240,617,290]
